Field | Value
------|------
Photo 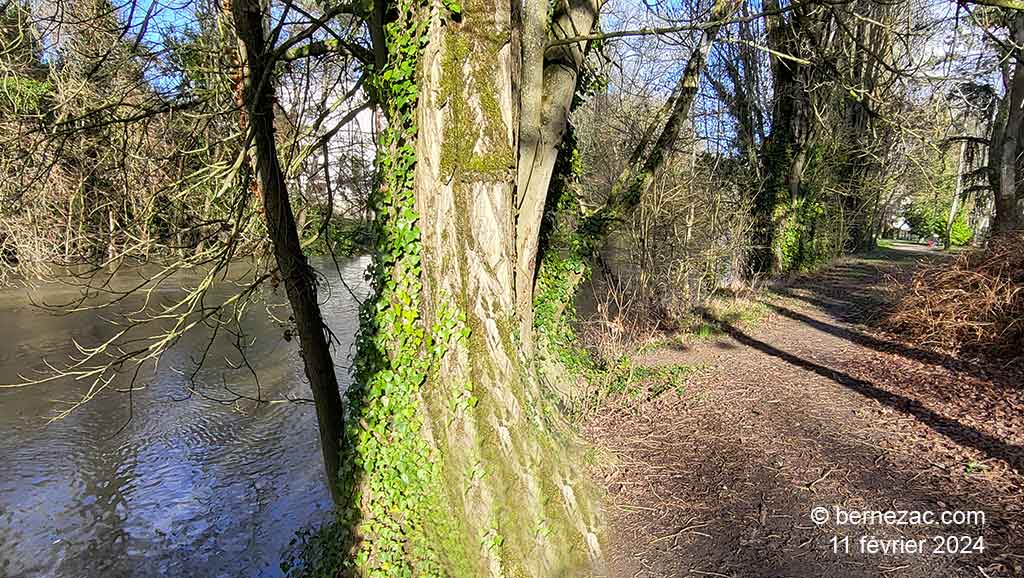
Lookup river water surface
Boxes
[0,256,370,578]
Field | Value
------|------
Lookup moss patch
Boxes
[438,0,514,184]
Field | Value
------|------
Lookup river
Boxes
[0,256,371,578]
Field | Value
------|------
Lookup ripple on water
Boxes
[0,256,369,578]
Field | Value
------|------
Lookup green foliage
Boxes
[607,361,695,399]
[905,199,945,238]
[772,194,841,272]
[534,133,601,381]
[281,520,351,578]
[693,323,716,339]
[965,461,987,474]
[904,199,974,245]
[0,76,50,114]
[949,214,973,246]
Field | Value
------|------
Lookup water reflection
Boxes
[0,256,370,578]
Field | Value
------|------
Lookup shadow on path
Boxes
[764,303,998,383]
[697,308,1024,477]
[774,245,949,323]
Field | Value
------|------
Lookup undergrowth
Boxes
[678,295,770,341]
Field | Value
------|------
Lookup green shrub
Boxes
[904,199,973,245]
[302,212,373,257]
[949,214,973,246]
[0,76,50,113]
[772,195,842,272]
[905,199,945,238]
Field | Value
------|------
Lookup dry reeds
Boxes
[882,232,1024,360]
[580,278,660,363]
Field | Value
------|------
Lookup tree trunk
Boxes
[995,12,1024,234]
[65,191,75,259]
[417,16,601,567]
[945,140,967,248]
[107,206,117,263]
[514,0,599,350]
[750,0,818,274]
[334,0,605,572]
[229,0,346,506]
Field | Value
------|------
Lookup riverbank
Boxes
[587,244,1024,577]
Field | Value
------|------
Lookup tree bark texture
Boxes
[405,0,602,573]
[994,12,1024,233]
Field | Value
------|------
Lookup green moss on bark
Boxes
[438,0,514,184]
[287,2,602,576]
[327,0,476,575]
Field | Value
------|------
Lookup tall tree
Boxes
[228,0,348,506]
[990,10,1024,233]
[331,0,740,573]
[749,0,824,274]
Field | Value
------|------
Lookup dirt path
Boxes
[587,244,1024,578]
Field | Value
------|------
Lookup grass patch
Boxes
[606,360,699,401]
[567,356,701,419]
[679,295,770,340]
